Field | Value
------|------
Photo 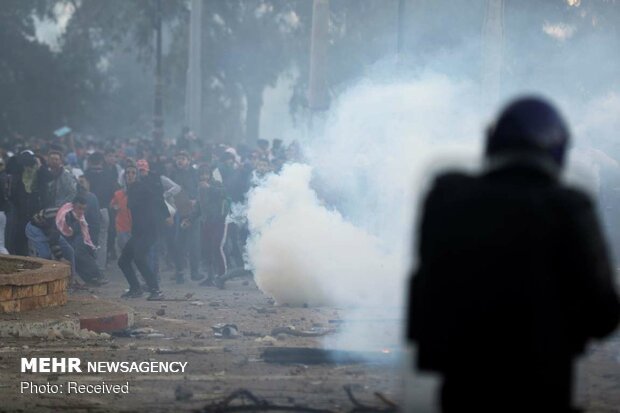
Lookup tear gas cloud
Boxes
[245,3,620,352]
[247,72,483,310]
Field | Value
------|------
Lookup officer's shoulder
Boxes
[554,184,596,211]
[432,171,476,189]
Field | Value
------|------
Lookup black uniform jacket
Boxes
[408,157,620,374]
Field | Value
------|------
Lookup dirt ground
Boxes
[0,265,618,413]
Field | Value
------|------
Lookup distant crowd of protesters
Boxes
[0,129,301,300]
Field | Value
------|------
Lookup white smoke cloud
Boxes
[246,71,484,316]
[246,163,400,307]
[246,68,619,356]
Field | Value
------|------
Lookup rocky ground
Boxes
[0,265,618,413]
[0,267,404,413]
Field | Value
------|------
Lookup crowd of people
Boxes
[0,129,301,300]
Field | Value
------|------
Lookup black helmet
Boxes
[485,97,570,167]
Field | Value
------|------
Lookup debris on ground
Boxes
[47,329,63,340]
[261,347,398,365]
[211,323,239,339]
[254,335,277,345]
[127,327,166,339]
[195,387,398,413]
[270,325,334,337]
[156,347,220,355]
[45,328,110,340]
[251,306,277,314]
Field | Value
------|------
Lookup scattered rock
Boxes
[129,327,165,339]
[47,329,62,340]
[254,335,277,345]
[212,324,239,339]
[271,325,334,337]
[156,308,166,316]
[60,329,78,339]
[132,327,156,335]
[99,332,111,340]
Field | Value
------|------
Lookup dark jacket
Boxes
[127,172,169,237]
[198,181,230,224]
[0,170,9,212]
[170,166,199,200]
[85,165,118,208]
[170,166,200,222]
[409,158,620,374]
[31,207,63,260]
[7,156,52,221]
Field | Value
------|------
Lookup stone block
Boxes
[19,295,47,312]
[0,299,20,313]
[14,285,33,299]
[31,283,48,296]
[47,279,67,294]
[46,292,67,307]
[0,286,12,301]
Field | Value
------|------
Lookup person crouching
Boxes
[55,195,108,286]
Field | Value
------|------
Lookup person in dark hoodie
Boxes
[408,97,620,413]
[169,150,202,283]
[6,150,52,255]
[85,151,118,271]
[118,159,169,300]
